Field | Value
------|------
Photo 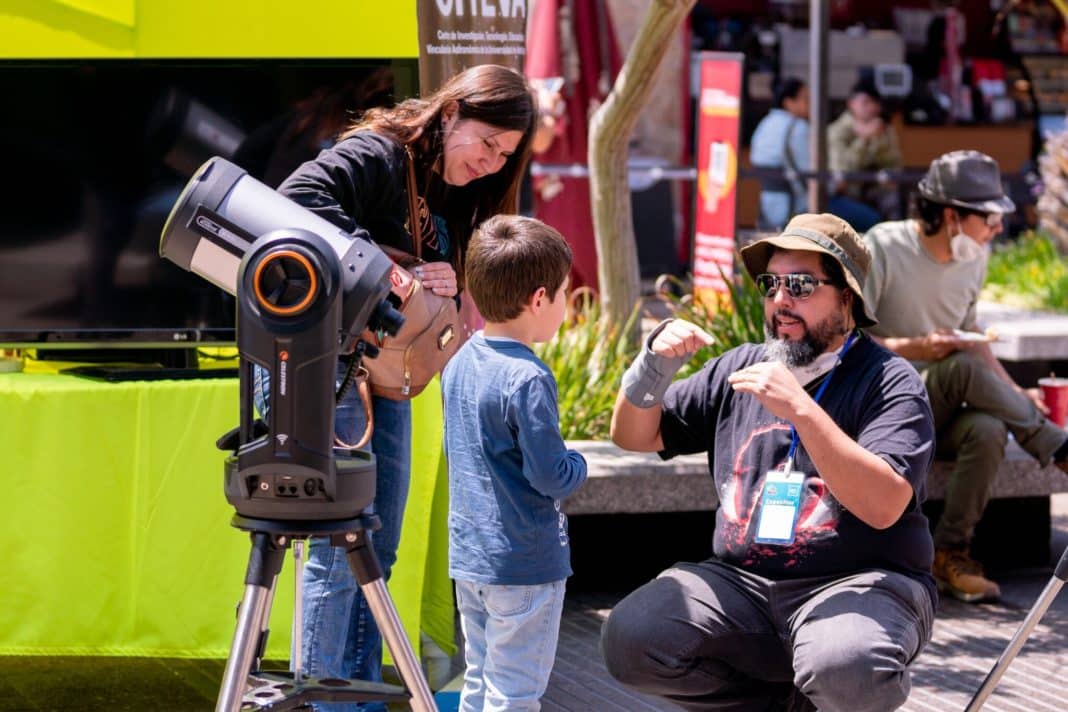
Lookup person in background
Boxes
[828,78,903,233]
[602,213,936,711]
[863,150,1068,603]
[272,64,536,711]
[442,214,587,711]
[750,76,810,230]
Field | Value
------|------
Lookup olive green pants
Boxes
[922,351,1067,549]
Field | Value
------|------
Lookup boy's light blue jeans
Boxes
[254,364,412,712]
[454,579,566,712]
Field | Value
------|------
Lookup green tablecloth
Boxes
[0,368,452,660]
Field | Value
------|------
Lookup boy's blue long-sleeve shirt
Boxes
[442,333,587,585]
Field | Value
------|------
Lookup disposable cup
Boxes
[1038,377,1068,428]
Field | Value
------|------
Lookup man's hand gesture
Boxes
[727,361,810,421]
[649,320,715,359]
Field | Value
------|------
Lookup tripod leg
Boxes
[966,544,1068,710]
[290,539,305,683]
[254,577,279,673]
[217,531,289,712]
[338,530,438,712]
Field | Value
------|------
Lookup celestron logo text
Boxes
[279,350,289,396]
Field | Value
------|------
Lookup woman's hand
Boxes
[413,261,458,297]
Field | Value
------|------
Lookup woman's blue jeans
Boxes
[254,365,412,712]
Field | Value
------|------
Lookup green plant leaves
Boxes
[535,259,764,440]
[982,231,1068,312]
[533,298,641,441]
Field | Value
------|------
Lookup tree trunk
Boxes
[588,0,696,329]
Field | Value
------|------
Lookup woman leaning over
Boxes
[272,64,536,710]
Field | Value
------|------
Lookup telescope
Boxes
[160,156,437,711]
[161,156,405,519]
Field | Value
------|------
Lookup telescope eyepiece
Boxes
[368,298,405,337]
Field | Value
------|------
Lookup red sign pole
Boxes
[692,52,744,310]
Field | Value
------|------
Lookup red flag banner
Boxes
[692,52,744,309]
[416,0,528,93]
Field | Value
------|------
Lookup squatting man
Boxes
[602,213,936,712]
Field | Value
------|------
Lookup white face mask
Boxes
[787,350,842,387]
[950,214,989,262]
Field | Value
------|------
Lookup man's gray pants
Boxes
[600,561,934,712]
[923,351,1067,549]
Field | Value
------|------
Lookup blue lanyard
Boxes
[783,330,857,469]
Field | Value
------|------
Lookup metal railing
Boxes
[530,162,959,187]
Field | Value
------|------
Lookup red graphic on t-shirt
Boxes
[716,423,842,568]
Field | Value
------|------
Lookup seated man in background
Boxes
[602,213,936,712]
[828,79,903,233]
[863,150,1068,603]
[750,76,810,230]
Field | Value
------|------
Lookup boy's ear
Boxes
[527,286,548,313]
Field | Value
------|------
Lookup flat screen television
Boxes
[0,57,416,366]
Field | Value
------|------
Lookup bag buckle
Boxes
[438,325,455,350]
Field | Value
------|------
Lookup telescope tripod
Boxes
[216,514,437,712]
[966,542,1068,710]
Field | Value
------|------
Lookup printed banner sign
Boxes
[417,0,528,93]
[692,52,744,308]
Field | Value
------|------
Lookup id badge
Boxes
[754,466,806,545]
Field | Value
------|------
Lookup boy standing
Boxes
[442,215,588,711]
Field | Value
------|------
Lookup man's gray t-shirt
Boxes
[863,220,988,368]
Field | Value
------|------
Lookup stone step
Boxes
[563,439,1068,515]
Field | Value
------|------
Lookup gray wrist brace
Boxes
[621,319,688,408]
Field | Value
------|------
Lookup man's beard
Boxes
[764,308,848,367]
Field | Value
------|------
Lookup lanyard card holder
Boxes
[754,459,806,545]
[752,331,857,546]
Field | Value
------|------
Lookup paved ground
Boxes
[540,496,1068,712]
[3,497,1067,710]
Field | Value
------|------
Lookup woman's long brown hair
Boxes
[339,64,536,254]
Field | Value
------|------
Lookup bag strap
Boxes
[334,365,374,450]
[403,144,463,285]
[404,145,422,261]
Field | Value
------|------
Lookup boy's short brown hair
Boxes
[465,215,572,323]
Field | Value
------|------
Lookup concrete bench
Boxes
[563,300,1068,517]
[978,300,1068,363]
[562,439,1068,516]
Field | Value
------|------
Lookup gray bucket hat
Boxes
[739,213,878,328]
[917,150,1016,214]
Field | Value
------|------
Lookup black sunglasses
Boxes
[755,273,836,300]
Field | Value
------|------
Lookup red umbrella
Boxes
[526,0,621,291]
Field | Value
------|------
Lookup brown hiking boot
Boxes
[933,548,1001,603]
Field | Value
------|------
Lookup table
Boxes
[0,366,452,660]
